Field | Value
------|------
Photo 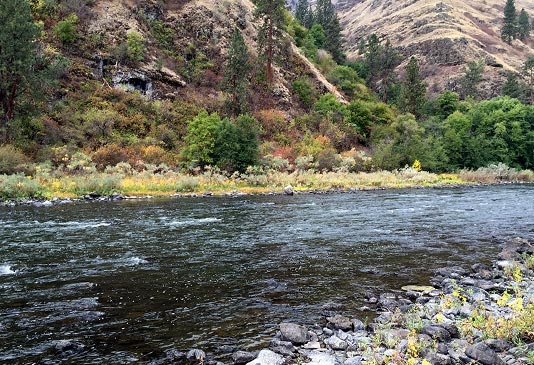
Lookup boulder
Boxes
[425,352,452,365]
[233,351,257,364]
[284,186,294,196]
[324,335,348,350]
[344,356,362,365]
[326,315,353,331]
[270,339,295,356]
[484,339,510,352]
[280,322,308,345]
[246,350,284,365]
[186,349,206,364]
[421,325,451,342]
[465,342,505,365]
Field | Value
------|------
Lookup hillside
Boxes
[336,0,534,96]
[62,0,344,114]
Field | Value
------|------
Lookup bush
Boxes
[181,112,223,168]
[92,144,132,170]
[315,148,341,172]
[0,145,29,175]
[292,78,316,108]
[126,31,146,63]
[54,14,78,44]
[0,174,42,200]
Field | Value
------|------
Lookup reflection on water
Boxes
[1,185,533,364]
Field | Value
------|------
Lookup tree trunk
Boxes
[267,14,273,85]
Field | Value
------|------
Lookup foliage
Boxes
[181,112,222,168]
[292,78,316,108]
[314,0,344,63]
[0,174,42,200]
[459,60,485,100]
[126,32,146,63]
[222,28,252,117]
[501,0,517,44]
[54,14,78,44]
[517,8,530,41]
[400,57,427,118]
[0,0,41,138]
[327,66,362,97]
[0,145,29,174]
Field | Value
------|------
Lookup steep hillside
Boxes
[336,0,534,96]
[62,0,343,114]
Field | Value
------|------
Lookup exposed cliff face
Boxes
[336,0,534,96]
[66,0,343,115]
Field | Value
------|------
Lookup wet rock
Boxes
[165,349,185,360]
[233,351,257,364]
[421,325,451,342]
[465,342,505,365]
[186,349,206,364]
[326,314,353,331]
[280,322,308,345]
[246,349,284,365]
[322,327,334,336]
[352,319,365,331]
[284,186,294,196]
[218,345,235,354]
[324,335,348,350]
[54,339,85,354]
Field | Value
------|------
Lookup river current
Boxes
[1,185,534,364]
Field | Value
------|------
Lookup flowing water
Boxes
[1,185,534,364]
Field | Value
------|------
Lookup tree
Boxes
[295,0,309,26]
[400,57,427,118]
[524,55,534,104]
[255,0,286,85]
[315,0,344,63]
[518,8,531,41]
[181,112,223,168]
[459,60,485,100]
[502,71,524,100]
[501,0,517,44]
[222,28,252,117]
[0,0,41,140]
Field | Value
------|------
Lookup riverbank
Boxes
[1,164,533,204]
[156,238,534,365]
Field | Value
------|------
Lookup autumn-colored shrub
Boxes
[0,145,29,175]
[92,144,134,170]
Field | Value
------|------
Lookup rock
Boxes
[465,342,505,365]
[246,350,284,365]
[303,341,322,350]
[233,351,257,364]
[326,315,353,331]
[425,352,452,365]
[284,186,294,196]
[54,340,85,354]
[187,349,206,364]
[435,324,460,339]
[496,260,515,270]
[218,345,235,354]
[304,350,337,365]
[165,349,186,360]
[280,322,308,345]
[344,356,362,365]
[384,349,396,357]
[270,339,295,356]
[401,285,436,292]
[324,335,348,350]
[421,325,451,342]
[484,339,511,352]
[352,319,365,331]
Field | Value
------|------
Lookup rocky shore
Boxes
[158,238,534,365]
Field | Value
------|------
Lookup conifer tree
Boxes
[524,55,534,104]
[400,57,427,118]
[255,0,286,85]
[459,60,485,100]
[501,0,517,44]
[315,0,344,63]
[0,0,41,140]
[295,0,309,26]
[518,8,530,41]
[502,72,523,100]
[222,28,252,117]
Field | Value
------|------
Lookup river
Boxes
[1,185,533,364]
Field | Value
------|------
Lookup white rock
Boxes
[246,350,284,365]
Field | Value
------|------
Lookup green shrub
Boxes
[54,14,78,44]
[0,174,42,200]
[0,145,29,175]
[181,112,223,168]
[292,78,316,108]
[126,31,146,63]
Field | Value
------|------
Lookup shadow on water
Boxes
[1,185,534,363]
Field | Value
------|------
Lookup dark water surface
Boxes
[1,185,534,364]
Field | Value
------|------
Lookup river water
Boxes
[1,185,534,364]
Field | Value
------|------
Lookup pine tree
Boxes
[222,28,252,117]
[518,8,530,41]
[0,0,41,140]
[524,55,534,105]
[501,0,517,44]
[255,0,286,85]
[314,0,344,63]
[502,72,523,100]
[400,57,427,118]
[459,60,485,100]
[379,40,401,103]
[295,0,309,26]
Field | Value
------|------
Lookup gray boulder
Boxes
[421,325,451,342]
[246,349,284,365]
[465,342,505,365]
[326,314,353,331]
[233,351,257,364]
[324,335,348,350]
[280,322,308,345]
[186,349,206,364]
